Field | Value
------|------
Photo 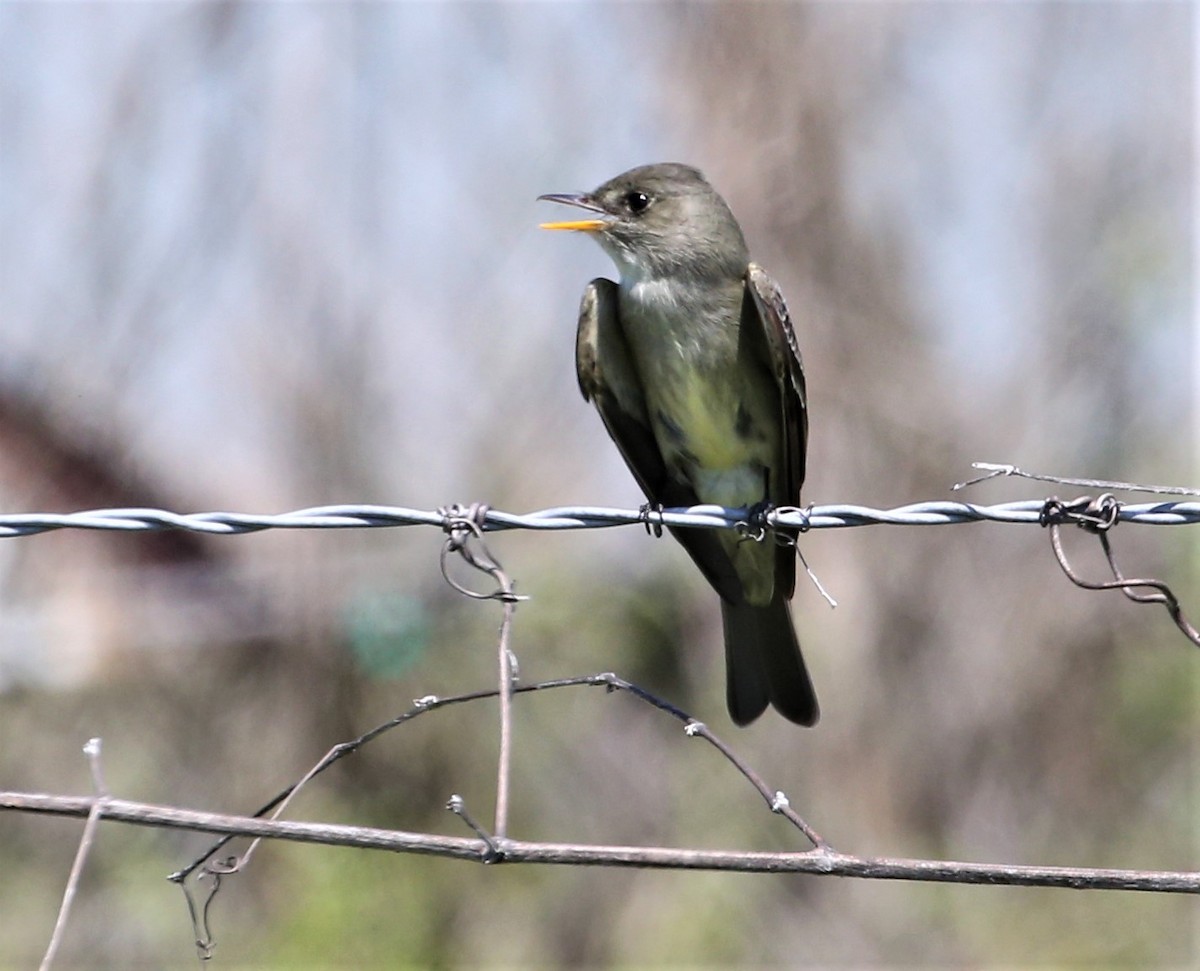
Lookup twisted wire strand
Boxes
[0,498,1196,539]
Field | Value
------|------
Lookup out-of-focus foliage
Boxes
[0,3,1193,967]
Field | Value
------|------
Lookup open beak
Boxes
[537,193,610,232]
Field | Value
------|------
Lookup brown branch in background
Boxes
[446,794,501,862]
[3,788,1198,893]
[683,721,826,849]
[39,738,108,971]
[169,671,826,884]
[155,667,824,958]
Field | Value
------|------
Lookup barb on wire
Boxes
[438,502,526,605]
[1040,496,1200,648]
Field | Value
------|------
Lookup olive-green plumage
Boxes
[540,163,817,727]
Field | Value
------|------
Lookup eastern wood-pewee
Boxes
[539,162,818,727]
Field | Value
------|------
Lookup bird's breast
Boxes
[619,278,780,506]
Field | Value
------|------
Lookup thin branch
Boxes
[39,738,108,971]
[3,791,1196,894]
[446,795,500,861]
[169,673,823,887]
[684,721,824,849]
[436,503,523,841]
[955,462,1200,497]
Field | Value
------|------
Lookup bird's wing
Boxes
[745,264,808,497]
[744,264,809,598]
[576,278,744,604]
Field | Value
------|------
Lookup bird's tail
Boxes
[721,598,819,727]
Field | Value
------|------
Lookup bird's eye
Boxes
[624,191,650,214]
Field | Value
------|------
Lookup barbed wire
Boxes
[1,497,1199,539]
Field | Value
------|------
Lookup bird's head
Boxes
[539,163,749,283]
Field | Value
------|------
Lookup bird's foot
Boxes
[639,501,665,538]
[736,500,775,543]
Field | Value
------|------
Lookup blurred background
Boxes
[0,2,1195,967]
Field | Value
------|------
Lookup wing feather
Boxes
[744,264,808,599]
[745,263,808,497]
[576,279,744,604]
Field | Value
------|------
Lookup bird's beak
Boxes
[537,193,610,232]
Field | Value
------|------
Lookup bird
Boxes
[538,162,818,727]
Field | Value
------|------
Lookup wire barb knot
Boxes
[437,503,526,604]
[439,502,491,549]
[766,505,809,550]
[1039,494,1120,533]
[1040,494,1200,650]
[777,504,813,534]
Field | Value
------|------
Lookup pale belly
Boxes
[648,372,781,603]
[645,366,780,509]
